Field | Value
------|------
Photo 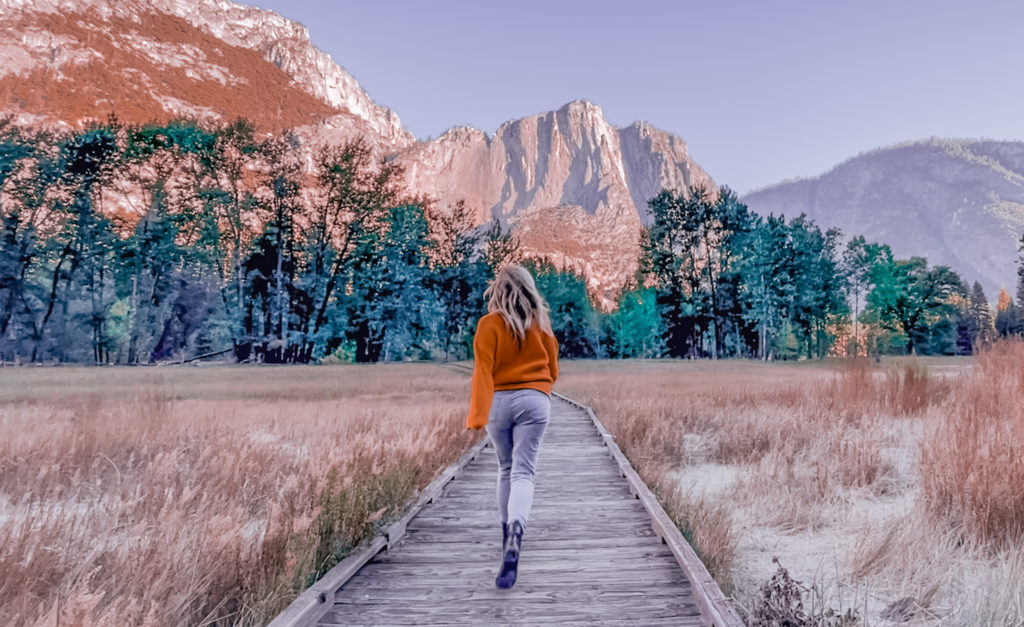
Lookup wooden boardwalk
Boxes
[272,391,742,626]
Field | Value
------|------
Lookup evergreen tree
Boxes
[344,203,438,362]
[601,287,662,358]
[788,216,847,358]
[641,188,704,358]
[201,118,271,358]
[530,261,600,358]
[3,121,1001,365]
[0,123,61,361]
[59,126,121,363]
[116,122,207,363]
[841,236,888,356]
[968,281,995,350]
[735,214,793,360]
[866,256,965,354]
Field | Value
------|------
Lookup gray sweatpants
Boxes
[485,389,550,529]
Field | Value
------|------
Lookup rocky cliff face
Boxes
[398,101,713,304]
[742,139,1024,300]
[0,0,713,304]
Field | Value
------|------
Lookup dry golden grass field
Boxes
[558,347,1024,625]
[0,364,475,626]
[3,350,1023,626]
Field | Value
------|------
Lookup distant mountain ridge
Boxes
[742,138,1024,300]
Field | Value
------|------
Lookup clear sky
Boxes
[247,0,1024,194]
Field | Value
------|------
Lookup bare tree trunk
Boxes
[275,223,286,360]
[128,271,139,364]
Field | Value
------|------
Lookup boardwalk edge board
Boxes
[267,435,489,627]
[551,391,745,627]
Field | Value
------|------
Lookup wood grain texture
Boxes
[308,393,741,626]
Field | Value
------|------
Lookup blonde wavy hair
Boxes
[485,265,553,341]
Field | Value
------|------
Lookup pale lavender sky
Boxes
[248,0,1024,194]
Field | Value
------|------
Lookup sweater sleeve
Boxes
[466,317,498,429]
[544,331,560,384]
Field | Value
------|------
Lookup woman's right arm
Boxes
[466,317,497,429]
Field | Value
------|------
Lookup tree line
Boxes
[629,187,1015,360]
[0,118,1015,364]
[0,118,520,364]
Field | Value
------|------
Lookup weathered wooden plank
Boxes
[266,535,387,627]
[396,532,659,548]
[334,586,693,603]
[414,506,652,520]
[432,495,635,505]
[320,597,703,624]
[407,518,663,534]
[346,561,691,582]
[321,618,706,627]
[370,545,677,564]
[424,506,647,519]
[338,579,691,594]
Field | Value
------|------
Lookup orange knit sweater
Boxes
[466,312,559,429]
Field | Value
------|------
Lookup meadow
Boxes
[557,348,1024,625]
[0,364,476,626]
[3,352,1022,626]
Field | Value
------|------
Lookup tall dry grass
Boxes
[921,341,1024,548]
[556,355,1024,624]
[557,360,939,583]
[0,365,474,626]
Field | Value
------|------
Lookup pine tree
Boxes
[968,281,994,350]
[61,126,121,363]
[601,287,661,357]
[117,122,204,363]
[345,203,438,362]
[202,118,271,358]
[735,214,793,360]
[0,123,62,361]
[530,261,600,358]
[788,216,847,358]
[841,236,874,356]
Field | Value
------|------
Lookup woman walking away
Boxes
[466,264,559,589]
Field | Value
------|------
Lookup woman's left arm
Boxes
[544,332,559,384]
